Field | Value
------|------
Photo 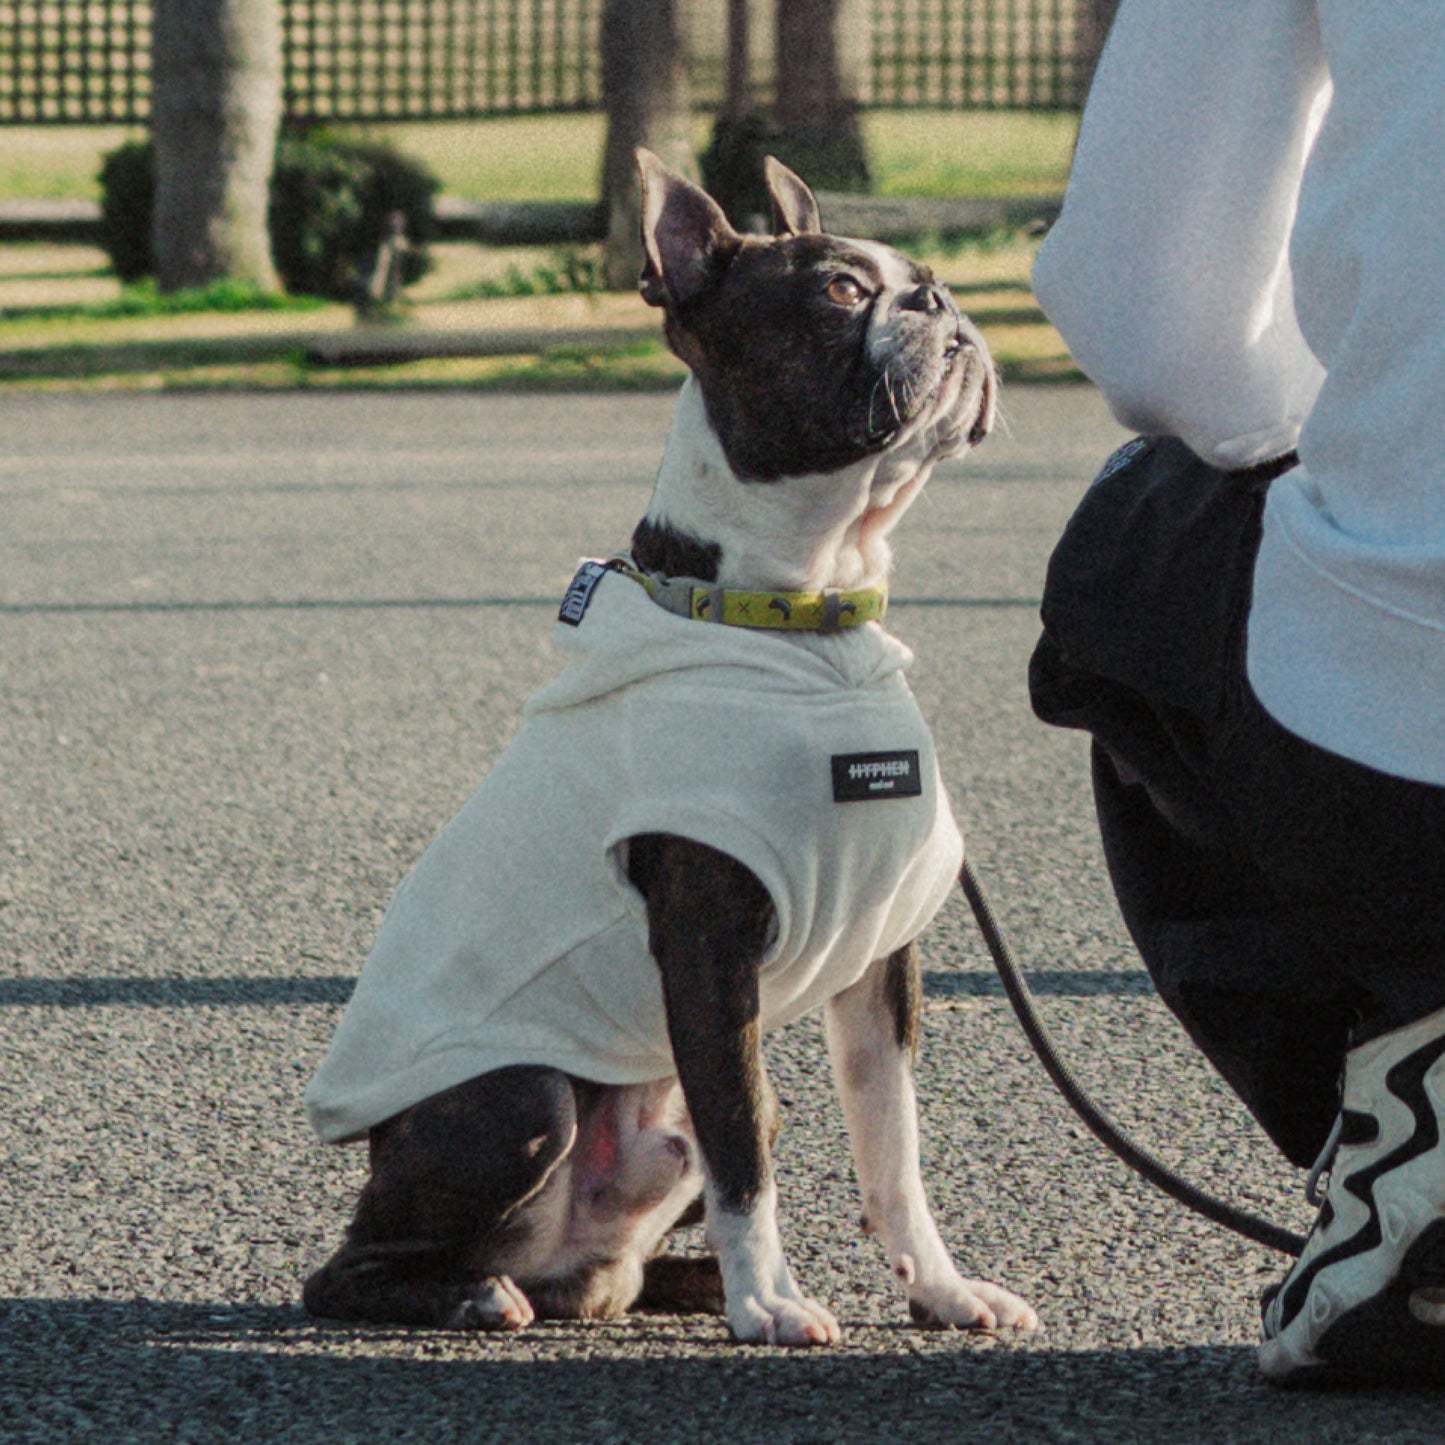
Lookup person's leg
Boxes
[1222,693,1445,1385]
[1096,655,1445,1386]
[1089,739,1363,1169]
[1032,435,1445,1384]
[1030,437,1364,1164]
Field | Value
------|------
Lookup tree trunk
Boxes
[1075,0,1123,102]
[724,0,751,126]
[601,0,696,291]
[772,0,870,193]
[150,0,283,293]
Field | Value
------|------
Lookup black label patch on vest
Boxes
[832,750,923,803]
[559,559,609,626]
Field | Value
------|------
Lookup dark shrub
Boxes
[95,132,439,300]
[270,132,439,300]
[702,115,870,232]
[97,139,156,283]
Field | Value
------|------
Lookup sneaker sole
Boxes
[1260,1215,1445,1387]
[1260,1018,1445,1388]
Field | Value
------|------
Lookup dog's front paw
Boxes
[728,1289,841,1347]
[710,1202,842,1345]
[446,1275,535,1331]
[904,1268,1038,1332]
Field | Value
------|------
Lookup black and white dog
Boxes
[302,151,1037,1346]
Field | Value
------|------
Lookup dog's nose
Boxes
[899,282,952,316]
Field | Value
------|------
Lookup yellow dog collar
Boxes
[609,556,887,633]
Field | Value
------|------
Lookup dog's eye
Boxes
[825,275,866,308]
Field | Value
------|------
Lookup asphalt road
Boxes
[2,385,1437,1442]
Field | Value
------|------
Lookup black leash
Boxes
[959,857,1307,1257]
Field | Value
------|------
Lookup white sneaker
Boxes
[1259,1004,1445,1386]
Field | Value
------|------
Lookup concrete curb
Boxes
[304,325,658,367]
[0,197,105,243]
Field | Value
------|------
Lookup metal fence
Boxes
[0,0,1092,125]
[280,0,604,123]
[870,0,1082,108]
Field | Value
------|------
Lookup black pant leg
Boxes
[1090,737,1362,1166]
[1030,436,1445,1167]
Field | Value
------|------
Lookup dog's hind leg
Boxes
[824,943,1038,1330]
[629,832,841,1346]
[637,1253,726,1314]
[302,1065,577,1329]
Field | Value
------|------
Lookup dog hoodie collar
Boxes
[605,555,887,633]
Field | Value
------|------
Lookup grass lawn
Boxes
[0,110,1075,204]
[0,233,1078,392]
[867,110,1077,198]
[0,125,142,202]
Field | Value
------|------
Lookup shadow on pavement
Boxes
[0,976,354,1008]
[2,1298,1436,1444]
[0,971,1151,1009]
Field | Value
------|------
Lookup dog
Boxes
[301,150,1037,1346]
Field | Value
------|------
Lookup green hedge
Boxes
[97,139,156,284]
[98,132,439,300]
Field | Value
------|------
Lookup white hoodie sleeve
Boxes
[1032,0,1330,469]
[1036,0,1445,785]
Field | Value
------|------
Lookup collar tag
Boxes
[558,559,610,627]
[832,750,923,803]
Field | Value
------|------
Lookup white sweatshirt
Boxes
[1032,0,1445,785]
[306,568,962,1144]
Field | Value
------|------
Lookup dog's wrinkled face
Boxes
[664,234,991,483]
[636,152,994,486]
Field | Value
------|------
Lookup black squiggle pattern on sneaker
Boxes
[1272,1037,1445,1334]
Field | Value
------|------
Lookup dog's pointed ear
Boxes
[636,148,739,309]
[764,156,822,237]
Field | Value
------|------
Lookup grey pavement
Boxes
[1,386,1436,1442]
